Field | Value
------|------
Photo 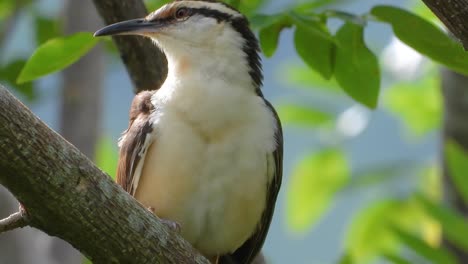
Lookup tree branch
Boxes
[421,0,468,50]
[0,210,28,234]
[91,0,167,93]
[0,84,208,263]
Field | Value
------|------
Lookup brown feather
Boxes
[116,91,155,194]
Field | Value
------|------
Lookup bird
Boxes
[94,0,283,263]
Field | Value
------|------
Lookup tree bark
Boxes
[421,0,468,50]
[55,0,106,262]
[441,69,468,262]
[91,0,167,93]
[0,85,208,263]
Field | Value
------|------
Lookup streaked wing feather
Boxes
[116,121,153,194]
[116,91,155,195]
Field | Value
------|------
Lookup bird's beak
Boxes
[94,18,163,37]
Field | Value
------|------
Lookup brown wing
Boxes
[221,99,283,264]
[116,91,155,195]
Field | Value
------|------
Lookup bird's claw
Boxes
[147,206,181,233]
[160,218,181,233]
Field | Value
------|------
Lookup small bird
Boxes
[94,1,282,263]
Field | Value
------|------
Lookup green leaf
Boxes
[417,194,468,251]
[286,148,348,233]
[323,10,366,26]
[0,59,36,101]
[17,32,99,84]
[235,0,265,16]
[282,64,341,92]
[250,14,280,29]
[371,6,468,75]
[223,0,240,8]
[334,22,380,108]
[95,136,118,179]
[277,104,333,127]
[0,0,14,19]
[144,0,171,11]
[259,15,289,57]
[392,227,457,264]
[346,200,403,262]
[345,198,431,263]
[382,253,412,264]
[294,23,334,79]
[35,16,62,44]
[445,141,468,204]
[383,74,441,136]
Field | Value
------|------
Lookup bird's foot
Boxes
[147,207,181,233]
[160,218,181,233]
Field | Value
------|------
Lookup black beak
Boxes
[94,18,162,37]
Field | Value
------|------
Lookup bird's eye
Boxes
[175,8,190,19]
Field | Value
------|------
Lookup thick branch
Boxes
[0,211,28,234]
[421,0,468,50]
[0,84,208,263]
[91,0,167,93]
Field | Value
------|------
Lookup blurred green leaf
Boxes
[293,0,349,12]
[223,0,240,8]
[250,14,281,29]
[236,0,265,16]
[322,10,366,25]
[346,160,417,191]
[278,104,333,127]
[383,253,412,264]
[410,1,438,22]
[371,6,468,75]
[346,200,402,262]
[17,32,99,83]
[391,227,456,264]
[294,22,334,79]
[35,15,62,44]
[144,0,171,11]
[282,64,341,92]
[286,148,348,233]
[383,74,441,136]
[334,22,380,108]
[418,164,442,203]
[345,199,432,263]
[0,59,35,101]
[445,141,468,204]
[95,136,118,179]
[417,194,468,251]
[0,0,14,19]
[259,15,291,57]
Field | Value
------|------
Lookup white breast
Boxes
[133,78,277,256]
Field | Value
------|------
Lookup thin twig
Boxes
[0,209,28,233]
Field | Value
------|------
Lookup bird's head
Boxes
[94,0,262,88]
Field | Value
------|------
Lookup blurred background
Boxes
[0,0,463,263]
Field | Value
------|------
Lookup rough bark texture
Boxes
[422,0,468,50]
[91,0,167,93]
[441,69,468,263]
[55,0,106,262]
[0,85,208,263]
